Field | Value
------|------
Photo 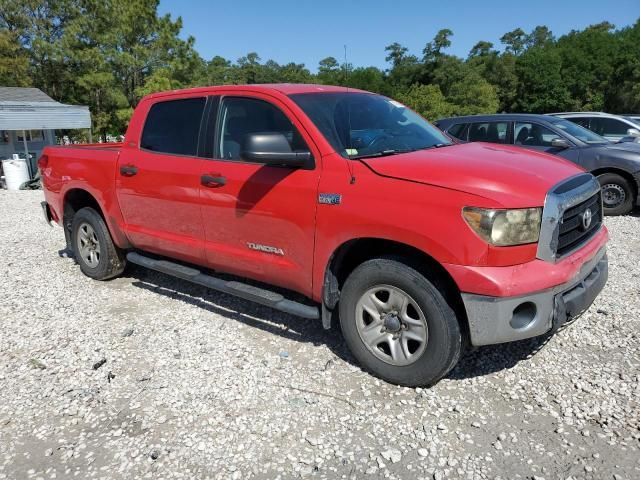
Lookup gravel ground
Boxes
[0,190,638,480]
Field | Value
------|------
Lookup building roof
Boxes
[0,87,91,130]
[0,87,56,103]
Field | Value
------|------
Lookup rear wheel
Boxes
[71,207,126,280]
[339,257,462,386]
[597,172,634,216]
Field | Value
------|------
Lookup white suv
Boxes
[551,112,640,143]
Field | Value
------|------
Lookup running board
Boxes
[126,252,319,320]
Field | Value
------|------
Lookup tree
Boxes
[514,46,572,112]
[0,29,30,86]
[607,20,640,112]
[318,56,341,84]
[384,42,422,92]
[468,41,495,58]
[423,28,453,62]
[447,72,499,116]
[500,28,527,55]
[394,84,453,121]
[385,42,411,68]
[347,67,388,94]
[526,26,555,48]
[207,56,233,85]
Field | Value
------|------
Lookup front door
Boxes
[198,93,320,295]
[513,121,580,163]
[116,96,208,265]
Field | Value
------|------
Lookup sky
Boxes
[158,0,639,71]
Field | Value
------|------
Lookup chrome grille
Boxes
[537,173,602,262]
[556,193,602,256]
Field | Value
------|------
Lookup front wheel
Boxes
[339,257,462,387]
[71,207,126,280]
[598,172,635,216]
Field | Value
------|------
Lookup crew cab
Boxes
[435,113,640,216]
[40,85,609,386]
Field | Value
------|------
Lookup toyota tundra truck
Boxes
[39,84,609,386]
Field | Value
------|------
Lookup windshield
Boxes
[290,92,452,158]
[549,118,609,145]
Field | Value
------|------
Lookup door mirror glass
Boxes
[626,128,640,137]
[242,132,311,167]
[550,137,571,149]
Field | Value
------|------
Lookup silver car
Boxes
[551,112,640,143]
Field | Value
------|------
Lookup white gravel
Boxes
[0,190,639,479]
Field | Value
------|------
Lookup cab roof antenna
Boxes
[343,44,356,184]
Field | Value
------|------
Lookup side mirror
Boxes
[626,128,640,138]
[550,137,571,149]
[242,132,311,168]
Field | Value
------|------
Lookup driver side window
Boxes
[217,97,307,162]
[514,122,559,147]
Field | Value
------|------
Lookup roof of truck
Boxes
[145,83,369,100]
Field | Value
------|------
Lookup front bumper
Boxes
[462,247,608,346]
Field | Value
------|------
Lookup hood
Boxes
[361,142,585,208]
[598,141,640,154]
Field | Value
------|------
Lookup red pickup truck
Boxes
[40,84,609,386]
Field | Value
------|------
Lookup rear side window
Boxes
[468,122,509,143]
[447,123,467,140]
[141,98,206,156]
[590,117,630,136]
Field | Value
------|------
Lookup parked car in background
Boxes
[39,85,609,387]
[551,112,640,143]
[435,114,640,215]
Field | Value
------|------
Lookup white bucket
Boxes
[2,154,31,191]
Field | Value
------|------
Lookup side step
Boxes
[126,252,319,320]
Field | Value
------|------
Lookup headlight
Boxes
[462,207,542,246]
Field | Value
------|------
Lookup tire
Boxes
[339,257,462,387]
[597,172,635,216]
[71,207,126,280]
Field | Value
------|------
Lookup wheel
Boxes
[339,257,462,387]
[71,207,126,280]
[597,173,634,216]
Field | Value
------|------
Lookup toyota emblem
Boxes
[581,208,593,230]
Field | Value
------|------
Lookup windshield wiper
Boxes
[348,149,414,160]
[349,143,455,160]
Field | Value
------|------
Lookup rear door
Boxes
[198,92,321,295]
[116,95,209,265]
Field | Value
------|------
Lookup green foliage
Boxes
[448,72,499,116]
[0,3,638,137]
[515,46,572,112]
[395,84,453,121]
[0,29,30,86]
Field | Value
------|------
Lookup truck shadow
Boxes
[126,264,553,383]
[447,334,552,381]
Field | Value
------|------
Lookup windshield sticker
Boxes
[345,148,358,156]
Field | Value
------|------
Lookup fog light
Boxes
[510,302,537,329]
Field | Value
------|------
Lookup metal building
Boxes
[0,87,91,177]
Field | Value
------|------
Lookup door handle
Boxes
[120,165,138,177]
[201,174,226,187]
